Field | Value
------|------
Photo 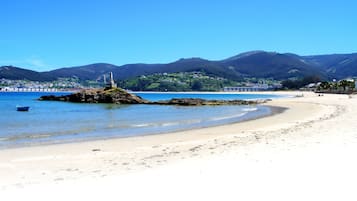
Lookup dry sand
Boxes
[1,91,357,201]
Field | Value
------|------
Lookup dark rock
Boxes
[92,149,101,152]
[39,88,149,104]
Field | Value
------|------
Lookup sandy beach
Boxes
[1,91,357,200]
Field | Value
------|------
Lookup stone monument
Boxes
[106,72,117,89]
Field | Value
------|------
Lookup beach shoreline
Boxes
[1,91,357,200]
[0,91,282,150]
[0,104,286,150]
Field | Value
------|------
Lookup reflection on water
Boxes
[102,104,130,110]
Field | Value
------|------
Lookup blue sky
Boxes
[1,0,357,71]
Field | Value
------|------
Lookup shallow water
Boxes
[0,92,279,148]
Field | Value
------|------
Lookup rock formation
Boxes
[39,88,148,104]
[39,88,268,106]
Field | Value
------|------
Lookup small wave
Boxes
[29,134,52,139]
[4,134,52,141]
[161,122,179,127]
[179,119,202,125]
[132,123,153,127]
[133,122,180,128]
[242,107,258,112]
[210,112,247,121]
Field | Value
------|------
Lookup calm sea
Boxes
[0,92,280,148]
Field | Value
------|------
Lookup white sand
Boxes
[1,91,357,201]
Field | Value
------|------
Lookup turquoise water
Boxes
[135,92,279,101]
[0,92,279,148]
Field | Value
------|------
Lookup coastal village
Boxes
[0,77,280,92]
[0,78,82,92]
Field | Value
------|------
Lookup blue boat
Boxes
[16,106,30,112]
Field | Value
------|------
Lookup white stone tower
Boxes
[106,72,117,89]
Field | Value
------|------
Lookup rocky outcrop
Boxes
[39,88,148,104]
[39,88,268,106]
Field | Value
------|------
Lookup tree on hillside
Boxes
[191,80,203,91]
[281,76,322,89]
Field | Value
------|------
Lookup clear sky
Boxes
[1,0,357,71]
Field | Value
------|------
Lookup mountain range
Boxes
[1,51,357,82]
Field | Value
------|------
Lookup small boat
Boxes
[16,106,30,112]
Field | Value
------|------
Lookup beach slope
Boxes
[1,92,357,200]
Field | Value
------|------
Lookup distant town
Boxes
[0,78,84,92]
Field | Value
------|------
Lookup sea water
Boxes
[0,92,280,148]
